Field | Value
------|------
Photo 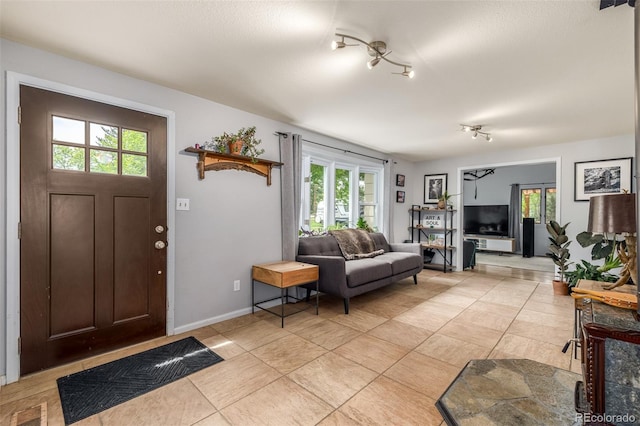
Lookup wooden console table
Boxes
[252,261,319,327]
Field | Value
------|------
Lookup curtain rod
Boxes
[510,182,556,186]
[275,132,388,163]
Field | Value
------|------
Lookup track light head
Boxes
[367,57,381,69]
[472,131,478,139]
[331,40,346,50]
[486,134,493,142]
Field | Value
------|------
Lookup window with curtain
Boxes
[301,147,383,232]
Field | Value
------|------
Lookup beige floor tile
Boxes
[515,309,573,331]
[394,305,456,332]
[0,363,83,406]
[427,275,466,287]
[251,334,327,374]
[0,388,64,426]
[260,309,325,333]
[491,333,571,370]
[367,319,432,349]
[465,300,521,319]
[90,378,215,426]
[437,318,505,349]
[338,375,443,425]
[221,320,291,351]
[294,319,362,350]
[221,377,332,425]
[199,334,247,360]
[317,409,363,425]
[479,288,531,308]
[333,334,409,373]
[444,284,492,300]
[192,412,231,425]
[506,319,573,347]
[211,314,262,334]
[354,298,412,318]
[415,334,491,367]
[384,352,461,400]
[288,352,377,408]
[428,292,477,308]
[453,309,514,332]
[190,352,281,409]
[381,291,427,309]
[522,299,575,318]
[327,309,388,332]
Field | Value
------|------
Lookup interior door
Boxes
[20,85,167,375]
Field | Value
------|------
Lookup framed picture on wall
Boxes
[396,174,405,187]
[396,191,405,203]
[424,173,447,204]
[574,157,632,201]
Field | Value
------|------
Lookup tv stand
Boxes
[464,235,515,253]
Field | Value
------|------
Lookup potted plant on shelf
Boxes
[209,126,265,162]
[437,191,458,209]
[546,220,572,295]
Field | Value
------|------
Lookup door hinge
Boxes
[18,222,22,239]
[18,105,22,125]
[18,337,22,355]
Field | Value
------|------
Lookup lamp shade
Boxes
[587,193,637,234]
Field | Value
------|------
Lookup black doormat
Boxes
[57,336,223,425]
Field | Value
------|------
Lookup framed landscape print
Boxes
[574,157,632,201]
[424,173,447,204]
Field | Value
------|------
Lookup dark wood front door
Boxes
[20,85,167,375]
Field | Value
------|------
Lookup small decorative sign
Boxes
[422,215,442,228]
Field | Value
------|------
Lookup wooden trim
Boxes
[185,147,283,185]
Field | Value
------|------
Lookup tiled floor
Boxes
[0,263,580,425]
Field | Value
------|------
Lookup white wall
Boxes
[0,39,388,380]
[405,135,634,269]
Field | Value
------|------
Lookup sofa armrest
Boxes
[296,255,349,298]
[389,242,421,255]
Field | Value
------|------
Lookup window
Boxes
[302,147,383,232]
[521,186,556,224]
[51,115,148,177]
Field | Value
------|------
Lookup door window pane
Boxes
[122,154,147,177]
[310,163,326,230]
[90,123,118,148]
[359,172,377,229]
[122,129,148,153]
[90,149,118,174]
[53,116,84,144]
[52,144,85,171]
[521,188,541,223]
[545,188,556,223]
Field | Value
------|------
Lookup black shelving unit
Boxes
[409,205,456,272]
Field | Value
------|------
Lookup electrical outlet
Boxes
[176,198,190,211]
[233,280,240,291]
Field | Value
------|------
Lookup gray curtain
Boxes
[384,159,394,242]
[279,133,302,260]
[509,184,521,252]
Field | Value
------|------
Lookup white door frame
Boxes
[5,71,176,384]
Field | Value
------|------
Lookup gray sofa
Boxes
[297,231,423,314]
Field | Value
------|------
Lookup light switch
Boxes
[176,198,190,211]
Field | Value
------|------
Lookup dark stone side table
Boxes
[436,359,581,425]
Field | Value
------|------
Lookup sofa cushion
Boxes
[298,235,342,256]
[375,252,423,275]
[329,229,384,260]
[344,258,393,288]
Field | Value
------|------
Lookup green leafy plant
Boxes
[564,260,619,289]
[209,126,264,162]
[356,217,373,232]
[546,220,572,283]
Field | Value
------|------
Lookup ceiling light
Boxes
[332,32,415,78]
[460,124,493,142]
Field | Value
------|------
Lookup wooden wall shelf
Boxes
[185,147,283,186]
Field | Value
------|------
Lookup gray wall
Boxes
[462,163,556,256]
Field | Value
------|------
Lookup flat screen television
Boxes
[463,205,509,237]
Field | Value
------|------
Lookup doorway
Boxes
[19,85,168,375]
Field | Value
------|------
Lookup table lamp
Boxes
[587,193,637,289]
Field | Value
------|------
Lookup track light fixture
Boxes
[460,124,493,142]
[332,32,415,78]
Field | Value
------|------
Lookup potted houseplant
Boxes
[437,191,458,209]
[546,220,572,295]
[209,126,265,162]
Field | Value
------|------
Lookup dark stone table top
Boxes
[436,359,581,426]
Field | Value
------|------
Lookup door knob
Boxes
[154,241,167,249]
[155,225,165,234]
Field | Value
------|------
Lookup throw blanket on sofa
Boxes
[329,229,384,260]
